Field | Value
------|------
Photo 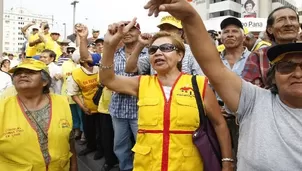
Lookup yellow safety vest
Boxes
[0,94,73,171]
[61,59,78,104]
[254,41,271,51]
[217,44,225,53]
[72,67,98,113]
[133,74,206,171]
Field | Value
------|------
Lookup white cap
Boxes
[50,28,61,35]
[72,48,81,64]
[68,42,76,49]
[32,25,39,30]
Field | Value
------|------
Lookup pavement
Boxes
[75,140,119,171]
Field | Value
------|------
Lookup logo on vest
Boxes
[3,127,24,138]
[177,86,195,97]
[59,119,71,128]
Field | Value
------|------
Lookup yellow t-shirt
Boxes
[61,60,79,104]
[0,86,17,100]
[35,33,51,55]
[97,87,112,114]
[45,39,62,61]
[96,75,112,114]
[26,34,38,57]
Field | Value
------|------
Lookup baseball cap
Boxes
[32,25,39,30]
[220,17,243,30]
[50,29,61,35]
[267,43,302,64]
[72,48,81,64]
[58,39,71,44]
[9,58,48,73]
[95,37,104,44]
[92,29,100,33]
[158,16,182,29]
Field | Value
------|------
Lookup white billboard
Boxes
[242,0,259,18]
[204,17,267,32]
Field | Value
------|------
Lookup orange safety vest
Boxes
[0,94,73,171]
[133,74,207,171]
[72,67,98,113]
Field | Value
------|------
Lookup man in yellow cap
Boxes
[0,58,78,171]
[157,15,183,35]
[125,15,204,75]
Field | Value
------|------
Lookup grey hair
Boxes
[258,31,266,40]
[41,70,52,94]
[266,65,278,94]
[246,32,255,39]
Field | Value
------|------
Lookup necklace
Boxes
[18,95,50,139]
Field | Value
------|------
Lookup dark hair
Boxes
[40,70,52,94]
[42,49,57,62]
[0,59,10,68]
[244,0,255,9]
[266,65,278,94]
[266,6,299,41]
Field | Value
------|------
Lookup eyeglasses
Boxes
[276,61,302,75]
[148,43,178,55]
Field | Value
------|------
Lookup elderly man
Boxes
[217,17,251,162]
[242,6,300,88]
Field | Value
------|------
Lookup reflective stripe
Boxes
[137,129,194,134]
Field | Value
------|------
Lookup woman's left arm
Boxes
[69,134,78,171]
[203,85,233,171]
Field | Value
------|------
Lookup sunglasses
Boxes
[148,43,178,55]
[276,61,302,75]
[67,50,75,54]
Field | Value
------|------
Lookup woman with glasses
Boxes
[99,20,233,171]
[142,0,302,170]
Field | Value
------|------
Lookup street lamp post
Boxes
[0,0,4,54]
[71,0,79,30]
[63,23,67,39]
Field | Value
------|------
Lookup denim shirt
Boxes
[220,47,251,78]
[109,47,148,119]
[217,47,251,110]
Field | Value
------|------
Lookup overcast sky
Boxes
[4,0,302,37]
[4,0,167,36]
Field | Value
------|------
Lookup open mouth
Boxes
[154,58,165,65]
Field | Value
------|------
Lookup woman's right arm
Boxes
[99,19,140,97]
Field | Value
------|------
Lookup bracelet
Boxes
[221,158,234,162]
[99,63,114,70]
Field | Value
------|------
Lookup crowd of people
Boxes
[0,0,302,171]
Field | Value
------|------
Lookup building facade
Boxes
[2,7,63,54]
[188,0,298,32]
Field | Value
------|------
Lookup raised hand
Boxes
[144,0,195,21]
[138,33,153,47]
[104,18,137,48]
[76,25,88,39]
